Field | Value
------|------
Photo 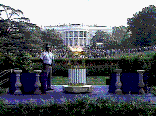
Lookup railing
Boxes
[0,69,12,86]
[0,70,12,78]
[0,78,9,86]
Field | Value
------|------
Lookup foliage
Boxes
[90,30,115,49]
[127,5,156,47]
[0,95,156,115]
[41,29,64,48]
[112,26,128,44]
[0,4,23,20]
[14,52,43,73]
[0,4,24,39]
[0,4,44,57]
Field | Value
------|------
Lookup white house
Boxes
[43,24,114,48]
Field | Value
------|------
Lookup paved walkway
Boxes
[0,85,156,108]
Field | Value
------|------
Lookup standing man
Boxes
[107,49,110,58]
[40,44,55,94]
[104,49,106,57]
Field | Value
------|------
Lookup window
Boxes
[74,38,78,46]
[70,38,72,46]
[84,38,86,46]
[66,31,68,37]
[79,31,83,37]
[80,38,83,46]
[84,31,86,37]
[74,31,78,37]
[69,31,73,37]
[66,38,68,46]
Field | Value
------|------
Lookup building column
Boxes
[78,38,80,46]
[73,38,74,47]
[67,37,70,46]
[65,38,66,46]
[78,31,80,47]
[65,32,66,46]
[73,31,74,47]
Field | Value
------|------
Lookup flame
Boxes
[69,46,83,52]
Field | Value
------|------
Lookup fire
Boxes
[69,46,83,52]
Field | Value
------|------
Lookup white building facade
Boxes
[44,24,113,48]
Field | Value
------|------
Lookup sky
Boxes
[0,0,156,29]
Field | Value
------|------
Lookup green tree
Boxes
[0,4,23,37]
[90,30,109,48]
[41,29,64,49]
[90,30,117,49]
[0,4,23,20]
[0,4,43,55]
[112,26,128,44]
[127,5,156,47]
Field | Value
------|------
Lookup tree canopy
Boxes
[127,5,156,47]
[41,29,64,49]
[90,30,117,49]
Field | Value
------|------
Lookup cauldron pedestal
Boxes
[63,65,93,93]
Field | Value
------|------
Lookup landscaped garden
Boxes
[1,50,156,115]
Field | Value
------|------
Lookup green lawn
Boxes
[0,76,110,94]
[51,76,110,85]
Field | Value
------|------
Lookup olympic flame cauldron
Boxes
[68,46,86,68]
[67,46,86,86]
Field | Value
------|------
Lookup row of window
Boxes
[65,31,87,37]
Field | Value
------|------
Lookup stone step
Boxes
[62,85,93,93]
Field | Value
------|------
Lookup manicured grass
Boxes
[51,76,109,85]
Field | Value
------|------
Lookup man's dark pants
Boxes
[40,64,52,93]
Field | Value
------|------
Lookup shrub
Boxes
[0,95,156,115]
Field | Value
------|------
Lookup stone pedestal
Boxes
[63,65,93,93]
[63,85,93,93]
[137,70,145,95]
[34,70,42,94]
[68,67,86,85]
[14,69,22,94]
[114,69,122,95]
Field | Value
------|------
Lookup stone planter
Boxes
[121,73,139,94]
[20,73,36,94]
[8,73,16,94]
[108,73,116,94]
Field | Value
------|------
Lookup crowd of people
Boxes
[36,45,156,59]
[90,45,156,58]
